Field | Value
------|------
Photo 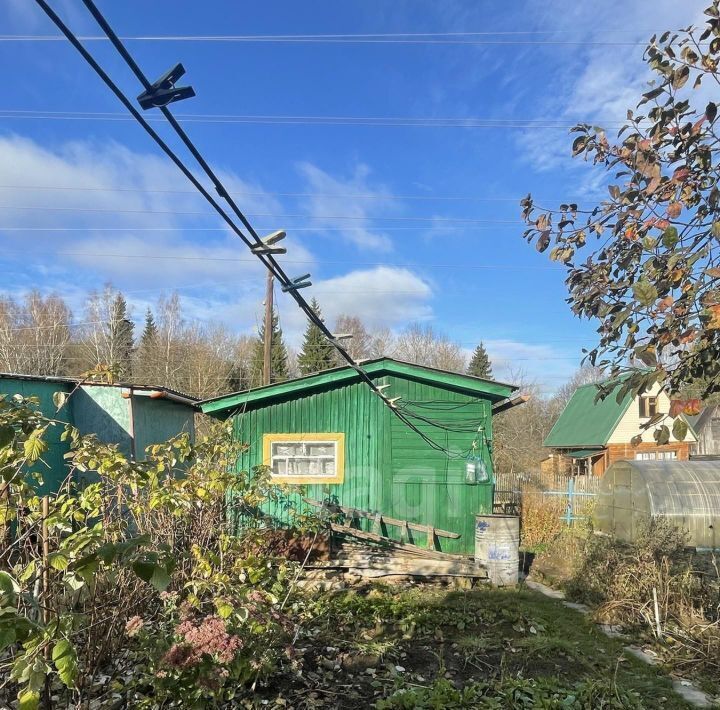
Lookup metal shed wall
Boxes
[0,378,75,494]
[231,373,494,555]
[594,460,720,549]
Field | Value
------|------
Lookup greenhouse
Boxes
[594,460,720,549]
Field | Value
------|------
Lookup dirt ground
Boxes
[250,582,693,709]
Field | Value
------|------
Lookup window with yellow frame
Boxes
[263,433,345,484]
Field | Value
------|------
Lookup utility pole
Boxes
[263,270,273,385]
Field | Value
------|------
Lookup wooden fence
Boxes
[494,471,601,496]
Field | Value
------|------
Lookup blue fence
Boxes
[542,477,597,525]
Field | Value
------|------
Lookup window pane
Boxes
[273,443,304,457]
[306,443,334,456]
[269,438,338,478]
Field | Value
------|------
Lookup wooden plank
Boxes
[305,498,460,539]
[402,520,410,544]
[306,553,487,578]
[329,524,470,561]
[427,526,436,550]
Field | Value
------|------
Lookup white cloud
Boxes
[0,134,435,344]
[296,162,396,251]
[0,133,313,289]
[517,0,708,172]
[284,266,434,334]
[313,266,432,328]
[480,339,582,394]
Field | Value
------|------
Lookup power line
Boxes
[0,32,659,46]
[0,225,523,232]
[0,183,607,203]
[0,109,628,128]
[41,0,462,458]
[11,249,565,271]
[0,203,524,224]
[0,321,594,348]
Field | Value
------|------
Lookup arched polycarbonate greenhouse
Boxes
[594,460,720,549]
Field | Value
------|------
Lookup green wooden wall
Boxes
[232,372,494,555]
[0,378,75,494]
[1,377,196,494]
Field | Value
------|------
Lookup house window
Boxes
[635,450,677,461]
[639,396,658,418]
[262,433,345,484]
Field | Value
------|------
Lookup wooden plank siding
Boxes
[230,372,494,555]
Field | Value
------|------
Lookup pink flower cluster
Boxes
[161,615,243,669]
[125,615,144,637]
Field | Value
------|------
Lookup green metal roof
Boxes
[565,448,605,458]
[544,379,634,449]
[199,357,517,416]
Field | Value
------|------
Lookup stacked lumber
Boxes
[306,525,487,580]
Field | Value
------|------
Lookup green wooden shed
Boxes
[0,373,198,494]
[200,358,519,555]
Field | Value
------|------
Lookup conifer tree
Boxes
[105,293,134,378]
[133,308,158,382]
[467,342,492,379]
[140,308,158,347]
[297,299,335,376]
[250,309,289,385]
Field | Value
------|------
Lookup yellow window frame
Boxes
[262,432,345,484]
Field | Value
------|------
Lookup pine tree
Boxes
[140,308,158,347]
[133,308,158,382]
[250,309,289,385]
[467,342,492,379]
[109,293,134,378]
[297,299,335,376]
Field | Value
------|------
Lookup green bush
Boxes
[0,394,313,708]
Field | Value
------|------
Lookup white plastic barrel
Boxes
[475,514,520,586]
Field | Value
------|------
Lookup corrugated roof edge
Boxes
[0,372,199,405]
[199,357,518,415]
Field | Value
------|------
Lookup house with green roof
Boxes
[543,377,696,477]
[200,357,523,556]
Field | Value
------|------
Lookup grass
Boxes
[255,583,693,708]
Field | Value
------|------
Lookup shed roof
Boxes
[199,357,517,416]
[0,372,198,406]
[544,378,634,448]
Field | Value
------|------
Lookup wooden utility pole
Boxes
[263,270,273,385]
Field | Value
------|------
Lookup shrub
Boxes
[125,582,295,707]
[519,483,565,551]
[548,519,720,695]
[0,394,313,708]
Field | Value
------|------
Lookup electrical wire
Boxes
[0,224,525,232]
[0,182,608,203]
[0,109,629,129]
[33,0,457,457]
[0,32,662,46]
[0,203,525,224]
[6,249,566,271]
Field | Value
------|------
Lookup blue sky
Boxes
[0,0,708,392]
